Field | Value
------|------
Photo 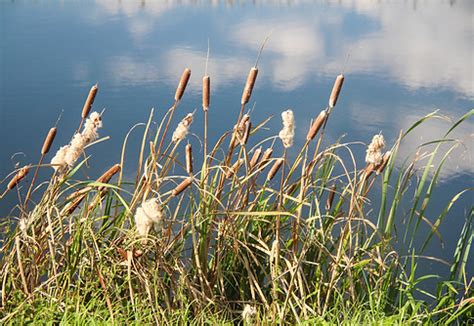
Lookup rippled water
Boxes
[1,0,472,278]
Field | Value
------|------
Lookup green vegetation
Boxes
[0,67,472,324]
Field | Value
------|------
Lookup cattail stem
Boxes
[24,156,44,210]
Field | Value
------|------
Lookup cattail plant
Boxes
[24,127,57,206]
[134,198,164,238]
[226,159,244,179]
[172,113,193,143]
[41,127,57,155]
[63,163,120,213]
[185,144,193,175]
[267,158,284,181]
[7,165,30,190]
[172,177,193,196]
[329,74,344,108]
[175,68,191,102]
[51,111,103,173]
[307,110,327,141]
[279,109,295,148]
[240,120,252,146]
[96,163,121,191]
[376,151,391,175]
[249,147,262,170]
[260,147,273,165]
[241,67,258,106]
[365,134,385,165]
[82,84,98,119]
[202,75,210,111]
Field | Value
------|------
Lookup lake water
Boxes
[1,0,472,282]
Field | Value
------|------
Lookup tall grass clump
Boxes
[0,58,472,324]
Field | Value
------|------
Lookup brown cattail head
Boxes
[175,68,191,102]
[306,110,327,141]
[226,158,244,179]
[376,151,391,175]
[81,83,99,119]
[249,147,262,170]
[185,144,193,175]
[325,184,336,211]
[41,127,57,155]
[267,158,284,181]
[241,121,252,145]
[202,75,210,111]
[62,194,86,215]
[241,67,258,105]
[172,177,193,196]
[261,148,273,164]
[97,164,121,184]
[363,163,376,181]
[329,74,344,108]
[7,165,30,190]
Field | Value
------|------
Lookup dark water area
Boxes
[1,0,473,287]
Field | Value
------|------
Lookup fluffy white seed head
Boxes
[51,145,69,171]
[82,111,102,143]
[278,109,295,148]
[172,113,193,142]
[65,134,85,167]
[134,198,164,238]
[50,111,103,172]
[365,134,385,165]
[242,304,257,325]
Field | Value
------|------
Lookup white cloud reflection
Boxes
[93,0,472,180]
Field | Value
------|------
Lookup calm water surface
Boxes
[1,0,473,281]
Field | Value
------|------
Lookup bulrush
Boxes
[185,144,193,174]
[97,164,121,191]
[230,114,250,148]
[202,75,210,111]
[172,113,193,143]
[307,110,327,141]
[82,84,98,119]
[267,158,284,181]
[66,164,120,201]
[41,127,57,155]
[134,198,164,238]
[7,165,30,190]
[241,67,258,105]
[172,177,193,196]
[329,74,344,108]
[51,146,69,172]
[51,111,103,172]
[365,134,385,165]
[175,68,191,102]
[249,147,262,170]
[240,121,252,145]
[376,151,391,175]
[278,109,295,148]
[226,159,244,179]
[261,148,273,164]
